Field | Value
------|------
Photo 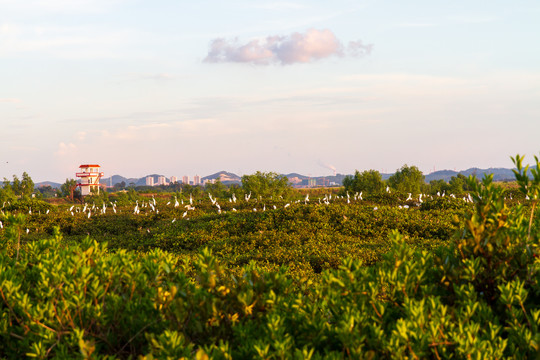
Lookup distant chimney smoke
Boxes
[318,160,337,176]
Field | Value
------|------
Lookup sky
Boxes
[1,0,540,183]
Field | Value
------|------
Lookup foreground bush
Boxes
[0,228,538,359]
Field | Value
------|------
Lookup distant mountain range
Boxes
[35,166,533,189]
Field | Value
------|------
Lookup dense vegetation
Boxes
[0,155,539,358]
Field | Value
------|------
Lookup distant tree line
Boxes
[0,166,485,205]
[342,165,475,196]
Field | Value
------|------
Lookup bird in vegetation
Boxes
[174,196,179,207]
[189,194,193,205]
[386,186,390,193]
[284,203,290,208]
[182,211,188,218]
[406,193,412,201]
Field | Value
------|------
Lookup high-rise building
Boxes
[157,176,166,186]
[193,175,201,185]
[182,176,189,184]
[146,176,154,186]
[170,176,177,184]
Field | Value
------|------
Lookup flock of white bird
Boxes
[0,189,480,233]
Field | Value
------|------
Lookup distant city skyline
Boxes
[2,1,539,183]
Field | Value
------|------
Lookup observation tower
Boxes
[76,164,104,196]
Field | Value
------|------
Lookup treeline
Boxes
[0,163,525,208]
[342,165,476,196]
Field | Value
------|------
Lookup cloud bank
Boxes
[204,29,372,65]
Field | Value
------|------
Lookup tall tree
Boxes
[61,179,78,200]
[241,171,291,199]
[388,164,425,194]
[343,170,385,194]
[20,172,34,196]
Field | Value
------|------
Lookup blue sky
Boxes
[1,0,539,182]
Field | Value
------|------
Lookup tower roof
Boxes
[79,164,100,168]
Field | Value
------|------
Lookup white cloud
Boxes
[55,142,77,156]
[204,29,372,65]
